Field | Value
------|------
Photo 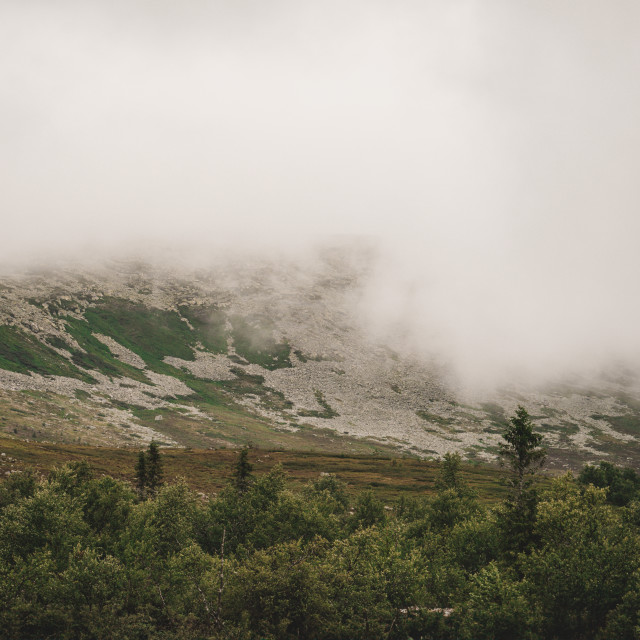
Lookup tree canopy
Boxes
[0,430,638,640]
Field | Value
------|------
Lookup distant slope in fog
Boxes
[0,246,639,470]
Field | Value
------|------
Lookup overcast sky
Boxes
[2,1,640,385]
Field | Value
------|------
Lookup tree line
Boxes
[0,407,639,639]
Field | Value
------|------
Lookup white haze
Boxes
[1,1,640,388]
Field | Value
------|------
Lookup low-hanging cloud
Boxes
[2,0,640,387]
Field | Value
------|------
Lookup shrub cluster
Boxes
[1,449,639,640]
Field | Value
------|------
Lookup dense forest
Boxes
[1,408,640,640]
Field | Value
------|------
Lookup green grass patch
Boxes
[592,413,640,436]
[180,379,226,408]
[0,326,91,381]
[64,318,151,384]
[83,297,197,370]
[45,335,72,351]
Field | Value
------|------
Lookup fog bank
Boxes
[2,1,640,386]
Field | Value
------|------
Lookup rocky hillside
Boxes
[0,247,639,470]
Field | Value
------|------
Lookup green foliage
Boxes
[0,485,89,568]
[225,538,330,638]
[425,456,481,532]
[323,522,433,639]
[302,473,350,516]
[351,489,386,530]
[1,456,639,640]
[600,568,640,640]
[134,442,163,500]
[436,452,466,492]
[82,476,134,542]
[164,542,222,635]
[521,474,640,640]
[144,481,202,559]
[495,488,540,556]
[0,467,37,511]
[428,488,480,530]
[578,461,640,506]
[206,465,339,555]
[47,460,94,496]
[446,514,500,575]
[457,562,540,640]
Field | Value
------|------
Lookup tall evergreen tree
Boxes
[499,405,546,502]
[233,447,253,494]
[497,405,547,555]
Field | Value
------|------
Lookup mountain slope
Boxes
[0,248,639,469]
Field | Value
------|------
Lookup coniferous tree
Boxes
[233,446,253,494]
[499,405,546,502]
[436,451,466,492]
[497,405,546,555]
[135,450,147,500]
[146,441,163,497]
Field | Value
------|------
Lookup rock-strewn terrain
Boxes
[0,247,639,469]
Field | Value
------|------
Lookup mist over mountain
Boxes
[1,2,640,466]
[3,1,640,385]
[0,244,638,470]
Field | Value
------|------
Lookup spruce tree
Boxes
[499,405,546,502]
[233,446,253,494]
[497,405,546,555]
